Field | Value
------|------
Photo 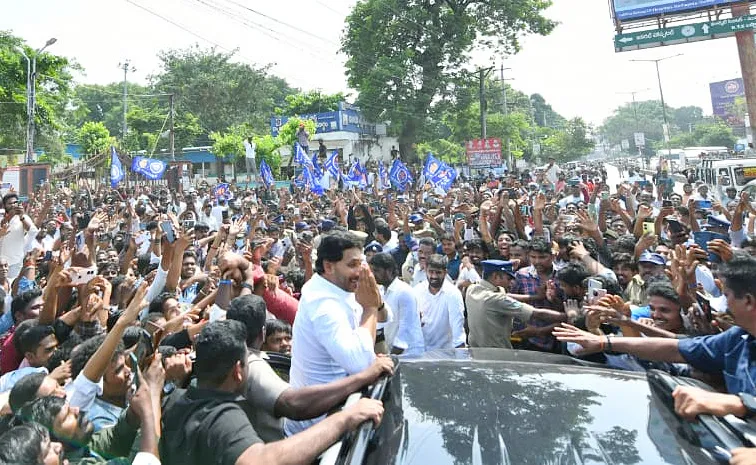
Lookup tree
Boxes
[253,134,282,176]
[672,106,704,134]
[600,100,668,152]
[151,45,294,137]
[342,0,556,163]
[0,31,76,157]
[78,121,113,156]
[416,140,465,164]
[277,90,346,115]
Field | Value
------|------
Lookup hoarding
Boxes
[710,78,745,126]
[613,0,738,22]
[270,111,340,137]
[614,14,756,51]
[465,138,502,168]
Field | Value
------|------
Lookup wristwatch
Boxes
[738,393,756,417]
[241,282,255,292]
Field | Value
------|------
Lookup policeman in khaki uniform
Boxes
[465,260,569,349]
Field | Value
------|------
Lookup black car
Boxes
[317,349,756,465]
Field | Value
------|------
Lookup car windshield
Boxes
[734,167,756,186]
[365,361,720,465]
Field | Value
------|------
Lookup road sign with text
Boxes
[615,14,756,52]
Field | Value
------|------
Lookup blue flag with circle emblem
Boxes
[346,160,367,189]
[259,160,275,188]
[324,150,340,180]
[131,156,167,181]
[422,153,456,191]
[389,159,413,191]
[110,146,124,188]
[213,183,231,199]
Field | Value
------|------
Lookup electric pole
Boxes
[169,93,175,161]
[500,62,513,171]
[119,60,136,141]
[478,66,494,139]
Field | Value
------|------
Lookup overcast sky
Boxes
[1,0,747,125]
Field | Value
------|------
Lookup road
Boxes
[604,163,685,194]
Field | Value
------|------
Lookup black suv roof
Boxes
[354,350,721,465]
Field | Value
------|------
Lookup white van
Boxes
[696,158,756,192]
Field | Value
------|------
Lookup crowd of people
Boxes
[0,153,756,463]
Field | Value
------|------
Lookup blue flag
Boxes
[389,159,413,191]
[131,156,167,181]
[259,160,275,188]
[346,160,367,189]
[324,150,340,180]
[110,146,124,188]
[300,166,323,196]
[213,183,231,199]
[294,143,314,172]
[378,161,389,190]
[311,153,324,180]
[422,153,456,191]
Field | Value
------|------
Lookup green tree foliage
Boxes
[600,100,668,151]
[668,121,736,148]
[342,0,556,163]
[78,121,113,156]
[416,140,465,164]
[0,31,75,157]
[253,134,282,175]
[539,118,594,162]
[278,90,346,115]
[151,45,294,136]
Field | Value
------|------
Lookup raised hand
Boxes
[355,264,382,310]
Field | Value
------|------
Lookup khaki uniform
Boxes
[465,279,534,349]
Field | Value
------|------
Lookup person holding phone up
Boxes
[0,193,39,281]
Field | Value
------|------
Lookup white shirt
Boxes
[456,266,481,285]
[410,264,427,287]
[382,279,425,356]
[545,164,561,184]
[0,215,37,266]
[198,211,219,231]
[244,139,257,159]
[413,280,466,350]
[286,273,376,436]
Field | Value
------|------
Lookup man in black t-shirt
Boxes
[161,320,384,465]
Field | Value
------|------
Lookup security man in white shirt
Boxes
[413,254,466,350]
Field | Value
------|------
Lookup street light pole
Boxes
[630,54,681,170]
[16,38,57,164]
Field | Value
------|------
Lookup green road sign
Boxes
[615,14,756,52]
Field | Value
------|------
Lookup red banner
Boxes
[465,138,502,168]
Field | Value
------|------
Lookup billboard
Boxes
[270,111,340,137]
[465,138,502,169]
[613,0,738,22]
[710,78,745,126]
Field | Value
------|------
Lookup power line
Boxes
[124,0,259,64]
[219,0,339,46]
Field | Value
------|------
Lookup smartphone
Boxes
[587,278,602,296]
[182,219,196,231]
[161,221,176,243]
[453,213,466,221]
[601,192,610,201]
[139,222,147,231]
[221,209,229,221]
[128,352,140,390]
[694,230,731,263]
[642,219,655,235]
[696,200,713,210]
[43,250,52,261]
[666,218,684,234]
[216,279,233,310]
[662,199,673,208]
[696,291,713,321]
[68,266,97,285]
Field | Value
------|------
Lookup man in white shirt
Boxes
[410,238,436,286]
[0,193,38,280]
[369,253,425,356]
[286,230,389,436]
[545,157,561,185]
[414,254,466,350]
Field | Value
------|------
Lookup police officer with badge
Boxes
[465,260,573,349]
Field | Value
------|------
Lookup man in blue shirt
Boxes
[554,255,756,419]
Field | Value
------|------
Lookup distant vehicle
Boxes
[696,158,756,192]
[321,349,746,465]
